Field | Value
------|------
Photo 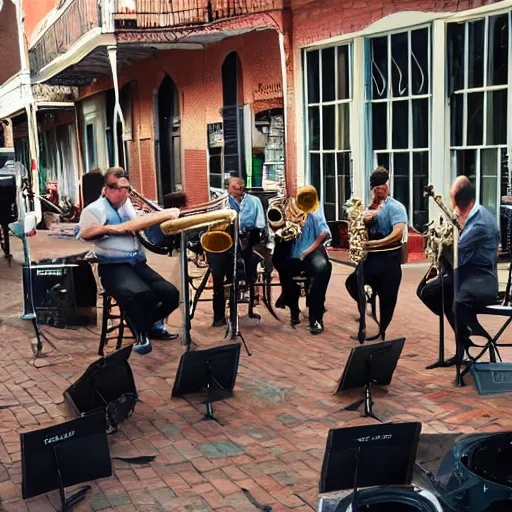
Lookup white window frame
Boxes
[367,25,432,232]
[448,11,512,220]
[304,43,353,222]
[297,4,512,229]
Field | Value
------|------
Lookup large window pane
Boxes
[337,153,351,219]
[488,14,509,86]
[391,32,409,97]
[467,92,484,145]
[307,50,320,104]
[455,149,477,182]
[322,47,336,102]
[323,105,335,150]
[376,153,390,172]
[337,46,350,100]
[481,148,498,217]
[468,19,485,88]
[310,153,321,193]
[392,100,409,149]
[323,153,336,221]
[371,36,388,99]
[372,102,387,150]
[413,152,429,232]
[450,93,463,146]
[412,98,429,148]
[308,106,320,150]
[337,103,350,150]
[411,27,429,95]
[447,22,465,93]
[393,153,410,217]
[486,89,507,145]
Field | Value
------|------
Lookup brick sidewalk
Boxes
[1,233,512,511]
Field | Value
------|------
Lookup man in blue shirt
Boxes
[78,167,180,355]
[273,186,332,335]
[208,177,267,327]
[345,167,408,340]
[451,176,500,359]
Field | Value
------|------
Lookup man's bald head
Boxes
[451,175,475,210]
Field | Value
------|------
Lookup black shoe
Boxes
[291,316,301,326]
[149,328,179,340]
[275,294,286,309]
[310,320,323,335]
[134,333,152,355]
[212,318,227,328]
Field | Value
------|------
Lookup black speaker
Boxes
[23,259,97,328]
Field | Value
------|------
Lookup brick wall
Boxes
[23,0,59,43]
[291,0,507,46]
[0,1,21,85]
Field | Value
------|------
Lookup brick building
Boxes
[0,0,511,233]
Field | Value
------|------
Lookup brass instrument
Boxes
[267,194,307,242]
[130,188,236,253]
[346,197,368,264]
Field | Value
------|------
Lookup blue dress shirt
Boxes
[229,194,266,232]
[456,204,500,305]
[374,197,408,237]
[290,208,331,259]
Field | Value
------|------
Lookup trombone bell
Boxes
[201,230,233,253]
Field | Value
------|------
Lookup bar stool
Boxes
[98,292,135,356]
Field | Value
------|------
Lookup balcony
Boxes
[29,0,101,75]
[114,0,284,30]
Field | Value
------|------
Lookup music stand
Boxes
[335,338,405,422]
[319,422,422,504]
[21,410,112,511]
[172,343,241,424]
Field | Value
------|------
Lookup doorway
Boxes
[155,75,181,203]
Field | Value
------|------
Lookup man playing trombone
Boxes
[78,167,181,355]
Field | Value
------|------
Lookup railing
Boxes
[29,0,100,75]
[114,0,282,29]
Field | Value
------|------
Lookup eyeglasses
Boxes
[106,183,131,192]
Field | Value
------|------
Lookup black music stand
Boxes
[171,343,241,425]
[336,338,405,422]
[21,410,112,511]
[318,422,422,511]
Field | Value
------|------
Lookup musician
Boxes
[208,176,266,327]
[78,167,180,355]
[345,167,407,340]
[274,186,332,335]
[451,176,500,357]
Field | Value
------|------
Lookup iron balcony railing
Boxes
[29,0,101,75]
[114,0,283,29]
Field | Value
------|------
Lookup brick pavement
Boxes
[1,233,512,511]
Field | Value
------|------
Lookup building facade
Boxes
[0,0,510,234]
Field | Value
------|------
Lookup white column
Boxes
[350,37,366,202]
[430,19,449,217]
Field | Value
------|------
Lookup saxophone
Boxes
[346,198,368,264]
[267,194,306,242]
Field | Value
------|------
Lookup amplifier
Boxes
[23,261,97,328]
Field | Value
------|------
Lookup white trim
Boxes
[31,30,116,84]
[35,101,75,110]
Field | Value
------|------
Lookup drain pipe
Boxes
[108,45,126,168]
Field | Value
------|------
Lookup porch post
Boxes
[107,45,126,168]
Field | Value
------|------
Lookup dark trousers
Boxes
[277,246,332,321]
[207,245,258,322]
[345,249,402,335]
[98,261,180,335]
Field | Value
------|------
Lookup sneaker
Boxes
[134,334,152,355]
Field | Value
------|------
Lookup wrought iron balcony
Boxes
[29,0,101,75]
[114,0,283,30]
